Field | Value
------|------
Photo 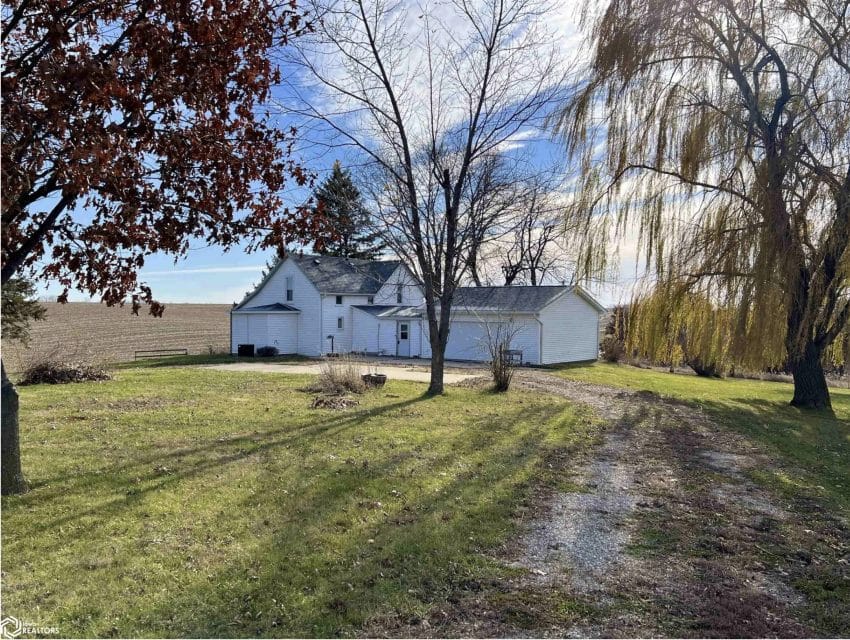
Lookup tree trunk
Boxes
[1,360,28,495]
[428,345,445,396]
[687,357,722,378]
[790,341,831,410]
[469,254,482,287]
[426,298,452,396]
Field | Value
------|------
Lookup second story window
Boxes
[396,283,403,304]
[335,295,343,305]
[285,276,293,302]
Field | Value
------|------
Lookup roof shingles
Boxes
[452,286,567,312]
[291,254,400,294]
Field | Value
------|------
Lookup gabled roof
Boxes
[452,286,568,313]
[449,285,606,314]
[291,254,401,294]
[232,303,299,313]
[352,305,422,318]
[237,253,403,310]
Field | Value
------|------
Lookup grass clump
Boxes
[313,355,366,395]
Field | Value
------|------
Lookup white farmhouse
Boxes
[231,254,604,365]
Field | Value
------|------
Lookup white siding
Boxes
[231,314,248,351]
[538,290,601,364]
[374,265,423,305]
[421,320,432,358]
[378,318,398,356]
[420,313,541,364]
[351,308,381,353]
[248,315,267,348]
[233,258,322,356]
[267,315,298,353]
[321,294,371,354]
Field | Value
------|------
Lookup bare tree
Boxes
[285,0,567,394]
[498,176,571,285]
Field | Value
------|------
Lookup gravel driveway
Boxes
[204,361,482,384]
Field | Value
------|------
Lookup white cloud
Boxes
[141,265,264,277]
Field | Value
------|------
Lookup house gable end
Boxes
[237,257,319,310]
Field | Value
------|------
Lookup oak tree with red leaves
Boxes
[1,0,320,494]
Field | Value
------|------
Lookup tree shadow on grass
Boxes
[2,386,582,638]
[17,394,436,533]
[644,405,850,637]
[686,396,849,513]
[125,404,566,638]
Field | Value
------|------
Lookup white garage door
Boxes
[247,315,268,347]
[267,314,298,353]
[444,321,490,362]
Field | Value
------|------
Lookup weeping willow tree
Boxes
[627,286,739,377]
[558,0,850,410]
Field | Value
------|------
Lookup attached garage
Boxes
[418,286,603,365]
[443,320,491,361]
[230,303,300,354]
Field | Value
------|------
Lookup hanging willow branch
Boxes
[557,0,850,408]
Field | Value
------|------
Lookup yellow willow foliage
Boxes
[626,283,785,371]
[825,328,850,369]
[556,0,849,374]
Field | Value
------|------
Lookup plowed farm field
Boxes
[2,302,230,371]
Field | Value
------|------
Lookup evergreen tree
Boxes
[312,162,384,259]
[1,277,46,345]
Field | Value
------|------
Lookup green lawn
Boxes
[550,362,850,515]
[2,368,597,638]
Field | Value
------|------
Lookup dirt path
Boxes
[407,372,850,637]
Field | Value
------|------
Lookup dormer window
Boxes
[396,283,403,304]
[335,295,343,305]
[285,276,293,302]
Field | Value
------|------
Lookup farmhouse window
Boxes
[337,317,344,330]
[396,284,403,304]
[336,295,343,305]
[285,277,293,301]
[367,296,374,304]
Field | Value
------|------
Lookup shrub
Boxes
[256,345,279,357]
[489,346,515,392]
[484,321,521,392]
[600,335,626,363]
[19,359,111,386]
[313,355,365,395]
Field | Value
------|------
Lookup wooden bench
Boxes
[134,348,189,360]
[502,349,523,365]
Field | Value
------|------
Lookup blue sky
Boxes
[37,1,640,309]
